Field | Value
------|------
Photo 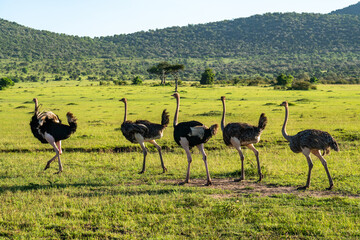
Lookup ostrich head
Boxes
[119,98,127,103]
[280,101,288,107]
[220,96,225,101]
[33,98,39,112]
[171,92,180,99]
[210,124,219,136]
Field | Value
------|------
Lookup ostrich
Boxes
[30,98,77,174]
[119,98,169,174]
[220,96,267,182]
[280,101,339,190]
[172,92,218,186]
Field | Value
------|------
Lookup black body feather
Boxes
[120,109,169,143]
[222,113,267,146]
[174,121,217,148]
[30,111,77,143]
[289,129,339,154]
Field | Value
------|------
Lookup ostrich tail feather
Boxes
[161,109,170,127]
[258,113,267,131]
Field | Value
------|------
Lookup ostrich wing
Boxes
[224,122,261,145]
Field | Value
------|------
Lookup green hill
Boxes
[102,13,360,59]
[1,12,359,60]
[0,10,360,82]
[331,2,360,15]
[0,19,114,60]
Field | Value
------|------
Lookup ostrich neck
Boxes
[221,99,226,131]
[123,101,128,123]
[34,100,39,114]
[173,96,180,127]
[282,105,291,141]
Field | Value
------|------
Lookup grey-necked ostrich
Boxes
[120,98,169,174]
[280,101,339,190]
[30,98,77,174]
[220,96,267,182]
[172,93,218,186]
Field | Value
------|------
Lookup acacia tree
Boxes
[167,64,185,92]
[147,62,172,85]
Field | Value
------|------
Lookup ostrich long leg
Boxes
[55,141,63,174]
[45,133,62,173]
[138,141,148,174]
[312,150,334,190]
[44,155,57,170]
[299,148,313,190]
[247,144,263,182]
[56,141,62,154]
[149,140,167,173]
[231,137,245,182]
[197,144,212,186]
[56,154,63,174]
[180,138,192,184]
[48,141,62,173]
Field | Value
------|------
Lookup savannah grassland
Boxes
[0,81,359,239]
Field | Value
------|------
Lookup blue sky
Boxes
[0,0,358,37]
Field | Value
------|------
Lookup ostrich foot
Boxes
[179,179,189,185]
[234,176,244,182]
[162,167,167,173]
[54,170,62,175]
[44,164,50,171]
[327,184,334,190]
[205,180,212,186]
[297,185,309,190]
[138,170,145,174]
[256,174,264,183]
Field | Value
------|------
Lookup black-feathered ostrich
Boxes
[172,93,218,186]
[119,98,169,174]
[220,96,267,182]
[30,98,77,174]
[280,101,339,190]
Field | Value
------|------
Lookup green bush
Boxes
[291,80,316,90]
[113,80,127,85]
[0,77,15,90]
[276,74,294,88]
[200,68,215,85]
[310,76,318,84]
[132,76,143,85]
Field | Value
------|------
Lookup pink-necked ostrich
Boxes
[120,98,169,174]
[280,101,339,190]
[172,93,218,186]
[30,98,77,174]
[220,96,267,182]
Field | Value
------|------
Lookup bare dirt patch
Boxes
[160,178,359,199]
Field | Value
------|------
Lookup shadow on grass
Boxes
[0,181,197,197]
[0,146,177,153]
[0,143,278,154]
[0,182,104,194]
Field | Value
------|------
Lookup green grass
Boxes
[0,81,360,239]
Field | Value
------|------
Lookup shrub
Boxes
[113,80,127,85]
[310,76,318,84]
[200,68,215,85]
[132,76,143,85]
[291,80,316,90]
[276,74,294,88]
[0,77,15,90]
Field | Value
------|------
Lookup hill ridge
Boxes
[1,12,359,60]
[330,2,360,15]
